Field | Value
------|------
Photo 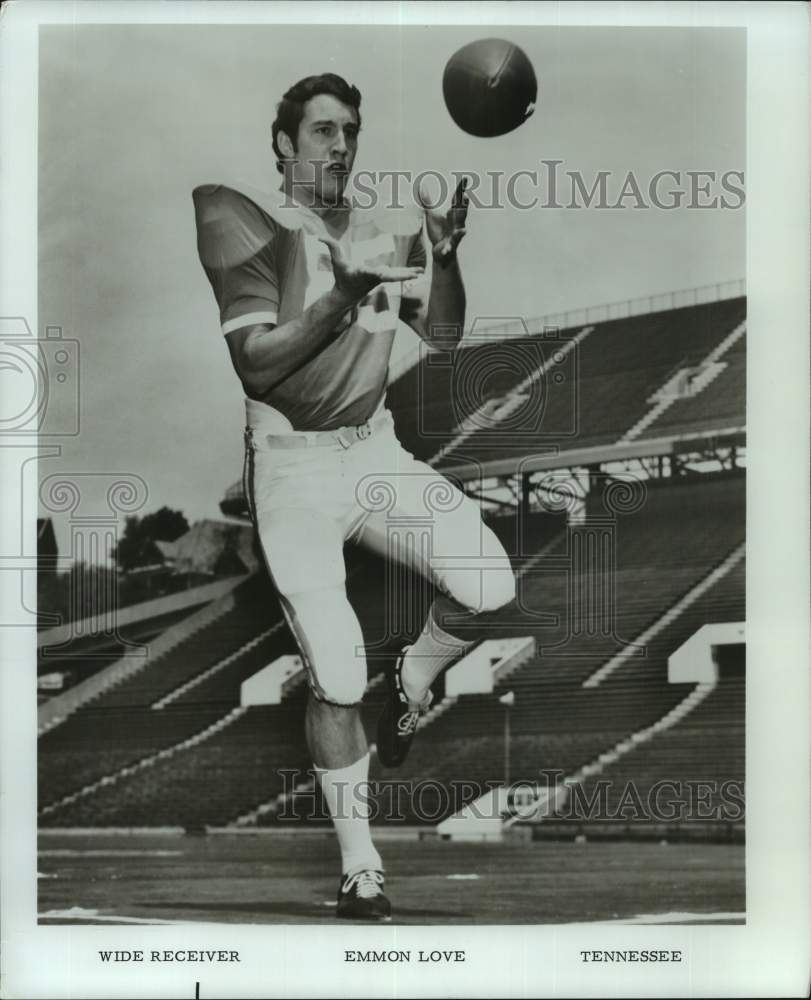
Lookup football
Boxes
[442,38,538,138]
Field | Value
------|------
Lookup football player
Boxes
[193,73,515,920]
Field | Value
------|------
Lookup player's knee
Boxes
[479,563,516,612]
[479,528,516,611]
[441,562,515,614]
[310,657,367,707]
[440,527,516,613]
[280,586,368,707]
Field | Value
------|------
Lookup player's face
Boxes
[292,94,359,205]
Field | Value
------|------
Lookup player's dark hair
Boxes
[272,74,362,173]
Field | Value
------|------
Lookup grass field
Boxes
[38,832,745,925]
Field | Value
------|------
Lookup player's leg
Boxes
[250,502,388,918]
[281,584,382,877]
[403,509,516,706]
[361,494,515,704]
[356,462,515,766]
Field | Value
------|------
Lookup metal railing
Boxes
[468,278,746,341]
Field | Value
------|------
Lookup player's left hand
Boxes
[419,176,469,268]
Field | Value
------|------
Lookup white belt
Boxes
[246,411,391,451]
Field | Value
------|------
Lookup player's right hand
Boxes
[319,235,424,303]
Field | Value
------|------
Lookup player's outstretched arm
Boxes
[320,234,426,299]
[227,238,423,395]
[409,176,469,350]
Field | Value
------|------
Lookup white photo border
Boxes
[1,2,808,997]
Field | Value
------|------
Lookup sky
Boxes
[37,24,745,560]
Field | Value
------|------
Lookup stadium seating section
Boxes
[37,604,211,701]
[39,296,746,833]
[385,297,746,466]
[568,645,744,829]
[39,471,745,832]
[640,333,746,440]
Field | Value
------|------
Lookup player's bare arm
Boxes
[226,244,423,395]
[404,176,470,349]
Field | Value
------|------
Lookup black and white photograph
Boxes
[0,2,809,998]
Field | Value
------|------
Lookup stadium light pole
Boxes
[499,691,515,789]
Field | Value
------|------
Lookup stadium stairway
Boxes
[38,574,289,812]
[552,658,745,831]
[39,706,248,820]
[151,617,287,708]
[36,575,249,736]
[582,542,745,686]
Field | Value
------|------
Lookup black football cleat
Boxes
[376,649,431,768]
[335,869,391,921]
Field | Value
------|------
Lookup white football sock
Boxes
[401,605,475,708]
[316,752,382,877]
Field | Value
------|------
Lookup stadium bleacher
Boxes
[38,292,747,837]
[566,644,745,829]
[387,297,746,466]
[358,475,745,825]
[39,469,745,829]
[640,337,746,440]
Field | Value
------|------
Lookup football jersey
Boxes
[193,182,426,431]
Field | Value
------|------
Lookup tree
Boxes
[111,506,189,572]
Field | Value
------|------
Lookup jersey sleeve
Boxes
[192,184,280,335]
